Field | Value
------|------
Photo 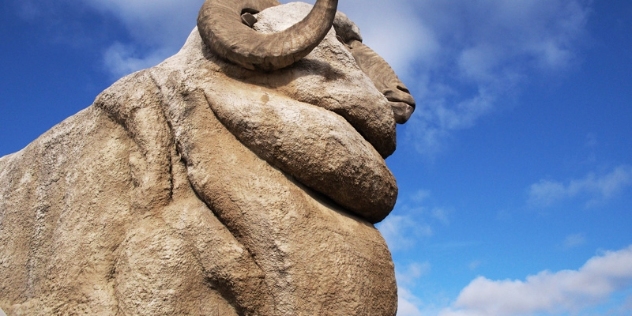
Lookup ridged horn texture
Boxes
[198,0,339,71]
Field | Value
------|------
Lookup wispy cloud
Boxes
[103,42,173,78]
[16,0,591,150]
[563,233,586,249]
[15,0,42,20]
[377,189,451,316]
[425,0,587,156]
[439,245,632,316]
[377,189,450,252]
[12,0,203,77]
[397,262,431,287]
[398,287,425,316]
[80,0,202,47]
[80,0,203,77]
[395,263,431,316]
[75,0,436,79]
[378,214,433,252]
[342,0,591,157]
[528,165,632,207]
[468,260,483,271]
[333,0,440,78]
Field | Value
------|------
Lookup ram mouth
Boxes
[329,89,415,157]
[386,87,416,125]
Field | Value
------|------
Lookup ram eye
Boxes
[241,12,258,28]
[241,8,259,28]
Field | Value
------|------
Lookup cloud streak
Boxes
[398,287,425,316]
[401,0,591,156]
[440,245,632,316]
[314,0,591,157]
[79,0,203,77]
[376,189,446,315]
[395,263,431,316]
[15,0,591,153]
[563,233,587,249]
[397,262,431,287]
[528,165,632,207]
[378,214,433,252]
[81,0,203,48]
[377,189,450,252]
[103,42,175,78]
[285,1,593,157]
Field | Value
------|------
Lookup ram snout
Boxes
[333,13,416,124]
[346,39,416,124]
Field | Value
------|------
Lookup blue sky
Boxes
[1,0,631,315]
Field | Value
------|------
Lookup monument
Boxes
[0,0,415,314]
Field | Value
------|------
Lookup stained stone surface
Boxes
[0,3,406,315]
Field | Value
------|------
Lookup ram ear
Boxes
[333,11,363,44]
[197,0,338,71]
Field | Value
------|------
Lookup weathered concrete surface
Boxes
[0,2,414,315]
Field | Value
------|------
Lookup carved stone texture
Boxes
[0,2,415,315]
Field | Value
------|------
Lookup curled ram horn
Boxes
[198,0,339,71]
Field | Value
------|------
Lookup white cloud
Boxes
[468,260,483,271]
[398,287,425,316]
[334,0,440,78]
[67,0,436,79]
[563,233,586,249]
[377,189,451,252]
[18,0,591,151]
[439,245,632,316]
[397,262,431,286]
[82,0,202,47]
[79,0,438,78]
[15,0,204,77]
[411,189,431,203]
[621,295,632,314]
[16,1,41,20]
[103,42,173,79]
[431,208,450,225]
[395,263,431,316]
[79,0,203,76]
[528,165,632,207]
[378,214,433,252]
[399,0,591,157]
[585,133,598,148]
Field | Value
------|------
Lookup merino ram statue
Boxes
[0,0,416,315]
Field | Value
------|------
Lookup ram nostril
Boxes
[396,84,410,94]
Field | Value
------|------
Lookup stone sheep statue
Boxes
[0,0,416,315]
